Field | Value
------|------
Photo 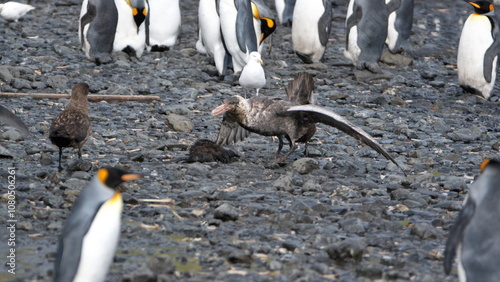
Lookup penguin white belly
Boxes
[147,0,181,49]
[198,0,228,75]
[79,0,91,57]
[386,11,398,51]
[344,27,361,63]
[73,193,123,282]
[113,0,146,57]
[292,0,325,63]
[275,0,285,24]
[219,0,248,73]
[457,14,495,98]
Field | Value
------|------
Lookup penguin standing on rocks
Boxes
[79,0,148,64]
[444,159,500,281]
[292,0,332,64]
[53,167,141,282]
[197,0,232,76]
[49,83,92,171]
[385,0,414,54]
[219,0,259,73]
[344,0,388,73]
[457,0,500,99]
[146,0,181,52]
[275,0,296,26]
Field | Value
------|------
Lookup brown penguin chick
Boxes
[211,74,404,173]
[49,83,92,171]
[187,139,239,163]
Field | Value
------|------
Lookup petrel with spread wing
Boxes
[211,72,404,173]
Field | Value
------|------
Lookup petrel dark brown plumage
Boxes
[49,83,92,171]
[212,72,405,173]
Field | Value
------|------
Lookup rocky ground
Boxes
[1,0,500,281]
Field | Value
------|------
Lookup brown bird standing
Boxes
[211,72,405,173]
[49,83,92,171]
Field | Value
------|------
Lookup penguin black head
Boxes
[260,18,276,44]
[127,0,147,28]
[98,167,141,189]
[466,0,494,14]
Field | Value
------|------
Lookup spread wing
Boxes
[287,104,405,173]
[443,197,475,275]
[215,112,251,145]
[285,72,315,105]
[0,105,30,136]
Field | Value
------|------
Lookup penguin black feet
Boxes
[150,45,170,52]
[296,51,313,64]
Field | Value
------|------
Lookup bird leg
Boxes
[58,147,63,171]
[78,148,82,159]
[277,142,298,163]
[273,135,285,161]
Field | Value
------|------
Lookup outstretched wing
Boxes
[287,104,404,173]
[215,112,251,145]
[0,105,30,136]
[285,72,315,105]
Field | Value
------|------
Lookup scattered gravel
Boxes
[0,0,498,281]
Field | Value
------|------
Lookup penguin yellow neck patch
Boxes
[98,168,109,184]
[251,2,261,19]
[480,159,490,172]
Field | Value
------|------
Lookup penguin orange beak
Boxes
[121,173,142,182]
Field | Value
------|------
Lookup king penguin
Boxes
[54,167,141,282]
[275,0,296,26]
[292,0,332,64]
[197,0,233,76]
[146,0,181,52]
[457,0,500,99]
[444,159,500,282]
[79,0,148,64]
[219,0,259,73]
[385,0,414,54]
[344,0,388,73]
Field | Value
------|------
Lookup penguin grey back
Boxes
[54,176,115,282]
[235,0,258,53]
[444,160,500,281]
[82,0,118,64]
[346,0,388,66]
[282,0,296,26]
[387,0,414,53]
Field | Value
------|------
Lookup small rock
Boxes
[326,239,366,262]
[147,256,176,275]
[410,222,439,240]
[166,114,193,132]
[292,158,319,175]
[2,129,23,141]
[213,203,239,221]
[122,264,156,282]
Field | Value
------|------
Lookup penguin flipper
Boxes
[443,199,476,275]
[317,0,332,47]
[345,1,362,50]
[386,0,401,14]
[483,16,500,83]
[235,0,258,53]
[0,105,30,136]
[54,203,103,281]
